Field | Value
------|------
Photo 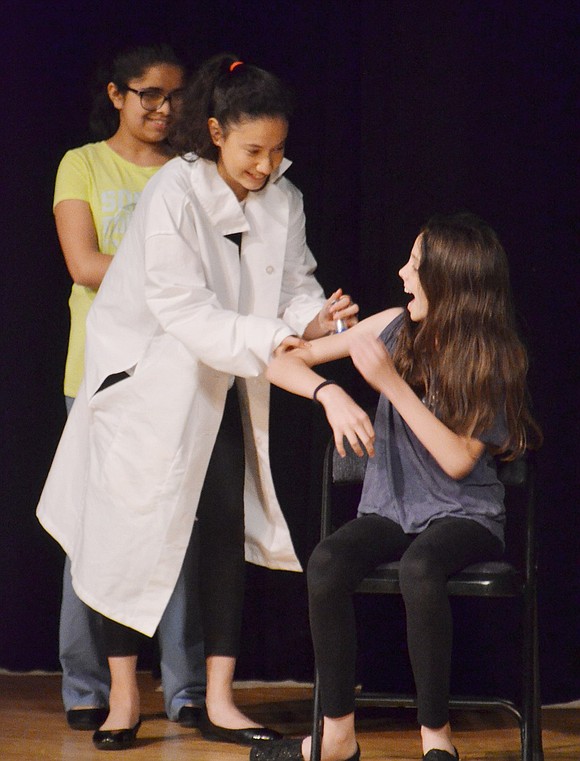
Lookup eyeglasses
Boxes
[124,86,185,111]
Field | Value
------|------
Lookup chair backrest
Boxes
[331,443,368,484]
[330,439,532,488]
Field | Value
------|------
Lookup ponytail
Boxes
[170,53,294,160]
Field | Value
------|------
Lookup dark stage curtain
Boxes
[1,0,577,706]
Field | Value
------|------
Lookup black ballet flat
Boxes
[92,719,141,750]
[199,706,282,746]
[422,748,459,761]
[250,739,360,761]
[177,704,202,728]
[66,707,109,731]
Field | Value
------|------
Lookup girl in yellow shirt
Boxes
[54,43,205,732]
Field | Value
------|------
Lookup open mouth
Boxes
[403,288,416,311]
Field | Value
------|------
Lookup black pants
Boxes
[101,385,246,661]
[307,514,503,728]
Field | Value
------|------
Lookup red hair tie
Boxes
[229,61,244,72]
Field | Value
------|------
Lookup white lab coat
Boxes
[37,156,325,636]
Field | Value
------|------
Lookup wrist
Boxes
[313,379,339,403]
[317,309,332,336]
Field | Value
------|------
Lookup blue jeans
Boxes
[60,396,206,720]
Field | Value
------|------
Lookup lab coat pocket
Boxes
[88,370,190,527]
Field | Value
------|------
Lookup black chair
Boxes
[310,439,543,761]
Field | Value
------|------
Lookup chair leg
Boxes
[522,592,544,761]
[521,666,544,761]
[310,670,323,761]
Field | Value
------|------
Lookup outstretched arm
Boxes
[349,333,485,479]
[266,308,401,456]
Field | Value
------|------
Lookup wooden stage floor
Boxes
[0,672,578,760]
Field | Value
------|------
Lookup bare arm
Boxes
[54,199,112,289]
[267,308,402,456]
[349,333,485,479]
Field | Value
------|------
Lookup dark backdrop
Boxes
[1,0,578,706]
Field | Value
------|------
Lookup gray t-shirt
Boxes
[358,312,507,545]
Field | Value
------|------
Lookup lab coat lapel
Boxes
[193,159,249,309]
[191,157,294,315]
[240,168,291,318]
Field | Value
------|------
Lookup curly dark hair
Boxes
[169,53,294,161]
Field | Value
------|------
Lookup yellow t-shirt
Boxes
[54,141,160,397]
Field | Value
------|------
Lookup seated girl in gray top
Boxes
[253,212,541,761]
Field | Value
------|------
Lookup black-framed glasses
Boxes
[124,86,185,111]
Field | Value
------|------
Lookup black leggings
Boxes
[100,385,246,661]
[307,514,503,728]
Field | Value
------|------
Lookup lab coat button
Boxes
[266,266,274,274]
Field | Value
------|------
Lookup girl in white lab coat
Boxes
[37,52,358,751]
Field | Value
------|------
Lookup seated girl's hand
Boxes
[317,288,359,334]
[350,333,398,394]
[315,382,375,458]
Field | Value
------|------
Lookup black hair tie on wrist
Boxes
[313,379,338,403]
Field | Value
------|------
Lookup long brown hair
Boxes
[392,212,542,458]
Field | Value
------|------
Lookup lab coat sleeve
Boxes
[277,182,326,334]
[143,200,293,377]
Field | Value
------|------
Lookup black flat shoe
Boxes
[66,708,109,731]
[423,748,459,761]
[250,739,361,761]
[92,719,141,750]
[177,704,202,728]
[199,706,282,746]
